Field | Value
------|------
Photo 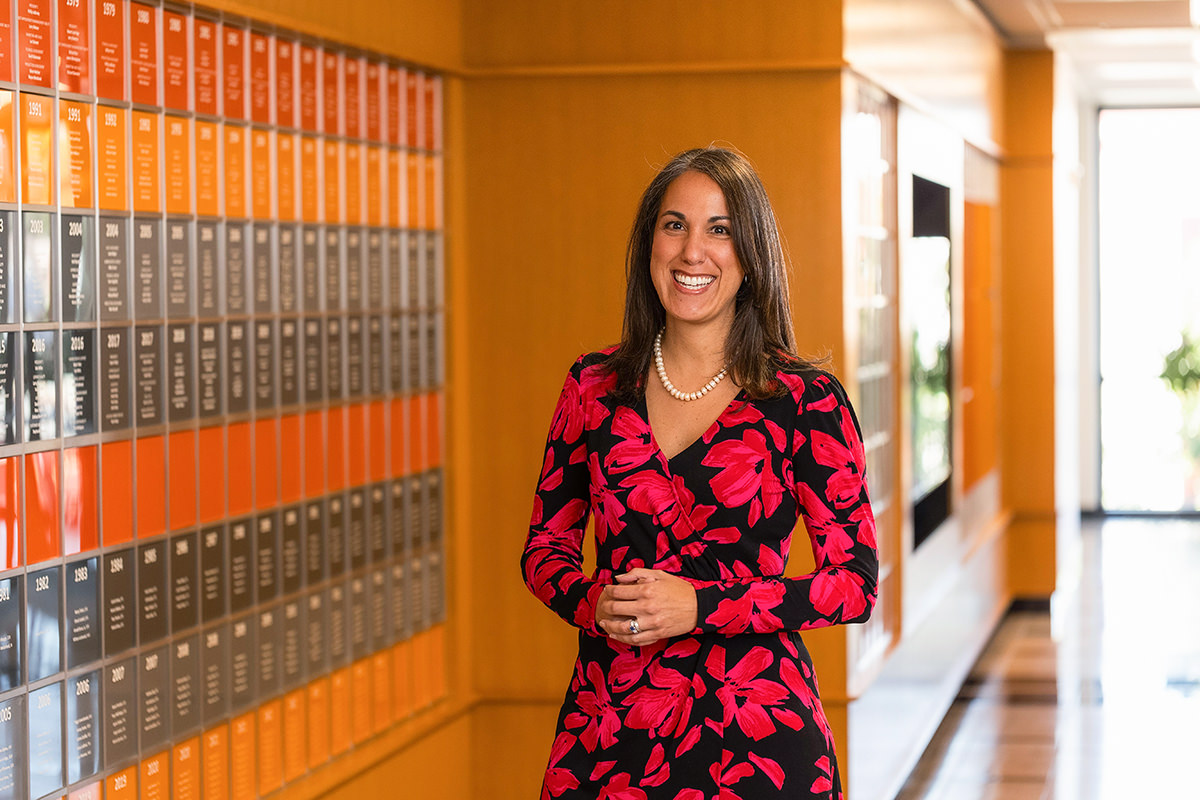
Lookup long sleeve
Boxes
[692,372,879,635]
[521,358,606,636]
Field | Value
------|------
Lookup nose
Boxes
[681,229,705,265]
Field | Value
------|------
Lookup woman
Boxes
[522,146,878,799]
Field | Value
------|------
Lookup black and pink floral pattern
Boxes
[523,350,879,799]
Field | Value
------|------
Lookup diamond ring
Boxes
[629,619,640,635]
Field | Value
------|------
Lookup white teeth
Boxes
[674,273,715,288]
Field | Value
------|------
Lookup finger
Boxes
[615,568,658,584]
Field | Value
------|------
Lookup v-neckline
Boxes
[639,388,746,467]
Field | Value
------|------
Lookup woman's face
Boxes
[649,170,745,332]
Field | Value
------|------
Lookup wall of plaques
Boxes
[0,1,447,798]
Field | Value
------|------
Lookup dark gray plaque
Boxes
[200,525,227,621]
[138,540,168,643]
[369,568,388,651]
[134,218,163,319]
[389,315,403,394]
[202,623,231,724]
[429,541,445,624]
[389,479,406,559]
[226,320,251,415]
[326,316,344,400]
[0,694,27,800]
[346,315,364,397]
[252,223,273,314]
[166,219,193,318]
[196,221,220,315]
[349,575,368,659]
[256,606,280,698]
[256,512,279,602]
[427,312,441,388]
[229,518,253,613]
[304,501,325,586]
[406,231,420,313]
[367,229,384,311]
[327,582,348,665]
[135,324,164,425]
[171,531,199,632]
[103,656,137,767]
[281,600,303,688]
[171,634,201,736]
[229,615,253,711]
[0,332,16,444]
[0,577,22,691]
[0,210,16,322]
[387,229,402,310]
[346,228,363,310]
[280,318,299,407]
[66,669,102,783]
[66,557,101,668]
[62,214,97,321]
[407,312,421,391]
[253,319,276,409]
[410,546,426,633]
[426,232,441,309]
[24,330,59,441]
[279,226,298,314]
[305,591,327,675]
[168,323,195,421]
[139,645,170,750]
[324,228,342,311]
[63,329,98,436]
[327,494,346,578]
[198,323,222,418]
[429,470,443,548]
[100,216,130,321]
[281,506,302,595]
[103,549,135,655]
[390,560,406,642]
[368,315,385,396]
[348,489,367,571]
[27,566,62,681]
[226,223,248,314]
[369,483,387,564]
[28,682,64,798]
[301,226,321,312]
[100,326,132,430]
[22,211,54,323]
[303,317,323,403]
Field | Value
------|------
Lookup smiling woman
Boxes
[521,146,879,799]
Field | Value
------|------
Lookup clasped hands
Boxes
[595,568,698,645]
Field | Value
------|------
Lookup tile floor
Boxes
[893,516,1200,800]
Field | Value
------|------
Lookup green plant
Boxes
[1161,332,1200,396]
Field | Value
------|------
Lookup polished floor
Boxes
[893,516,1200,800]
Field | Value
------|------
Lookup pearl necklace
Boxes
[653,329,728,402]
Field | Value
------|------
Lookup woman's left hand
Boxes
[596,568,698,646]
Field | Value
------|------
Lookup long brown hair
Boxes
[606,146,817,400]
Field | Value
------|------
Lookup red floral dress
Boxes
[522,350,878,799]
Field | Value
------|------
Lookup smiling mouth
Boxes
[673,272,716,289]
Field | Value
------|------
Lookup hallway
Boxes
[894,517,1200,799]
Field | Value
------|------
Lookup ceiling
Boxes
[973,0,1200,105]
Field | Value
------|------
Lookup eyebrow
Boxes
[660,210,733,223]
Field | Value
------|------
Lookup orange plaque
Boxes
[162,9,188,110]
[163,115,191,215]
[406,151,421,230]
[224,124,247,218]
[194,120,219,216]
[58,99,93,208]
[172,737,202,800]
[365,61,382,142]
[57,0,91,93]
[94,0,124,100]
[257,700,283,795]
[100,439,134,546]
[106,765,138,800]
[344,54,361,139]
[387,148,403,228]
[299,43,318,132]
[425,154,441,230]
[202,724,230,800]
[277,133,297,221]
[130,110,160,212]
[18,0,53,88]
[425,74,441,150]
[351,658,372,743]
[230,711,257,800]
[392,640,412,719]
[0,3,12,82]
[129,2,158,105]
[61,445,99,555]
[0,91,14,203]
[193,17,218,115]
[222,22,245,119]
[405,70,420,148]
[372,650,393,733]
[386,64,403,145]
[19,92,53,205]
[306,678,330,769]
[250,127,272,219]
[366,146,383,227]
[329,666,352,755]
[299,136,319,223]
[323,138,341,224]
[0,457,20,570]
[25,449,60,563]
[303,410,324,496]
[321,49,340,136]
[282,689,308,782]
[249,31,271,124]
[96,104,127,210]
[276,36,296,128]
[140,750,170,800]
[345,142,363,225]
